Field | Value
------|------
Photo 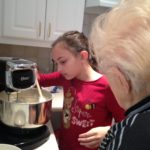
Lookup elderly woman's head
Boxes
[90,0,150,109]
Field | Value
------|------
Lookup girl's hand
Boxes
[78,126,110,149]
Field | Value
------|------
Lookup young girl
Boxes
[38,31,124,150]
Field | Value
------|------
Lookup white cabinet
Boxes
[85,0,120,14]
[45,0,85,41]
[86,0,119,8]
[3,0,46,40]
[0,0,2,36]
[0,0,85,47]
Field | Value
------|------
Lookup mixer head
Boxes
[0,57,37,92]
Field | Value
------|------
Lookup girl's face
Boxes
[52,42,84,80]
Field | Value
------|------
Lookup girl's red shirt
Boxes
[39,72,125,150]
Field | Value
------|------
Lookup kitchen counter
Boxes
[42,86,63,112]
[35,121,59,150]
[35,86,64,150]
[51,91,64,112]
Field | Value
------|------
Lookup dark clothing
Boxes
[100,96,150,150]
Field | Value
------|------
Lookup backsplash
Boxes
[0,44,54,73]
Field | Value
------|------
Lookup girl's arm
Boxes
[38,72,64,87]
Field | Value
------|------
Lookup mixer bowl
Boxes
[0,88,52,128]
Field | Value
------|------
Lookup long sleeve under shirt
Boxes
[39,72,125,150]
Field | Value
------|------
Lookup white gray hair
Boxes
[90,0,150,94]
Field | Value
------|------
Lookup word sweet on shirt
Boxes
[71,103,95,128]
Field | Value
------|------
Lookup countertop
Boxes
[35,121,59,150]
[35,86,64,150]
[42,86,64,112]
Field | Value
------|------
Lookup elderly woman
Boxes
[90,0,150,149]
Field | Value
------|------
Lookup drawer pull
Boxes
[38,21,42,37]
[48,23,51,38]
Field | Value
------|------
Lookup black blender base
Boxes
[0,122,50,150]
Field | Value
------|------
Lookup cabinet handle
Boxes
[38,22,42,37]
[48,23,51,38]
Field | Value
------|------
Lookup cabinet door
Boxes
[100,0,119,7]
[45,0,85,41]
[86,0,119,8]
[3,0,46,40]
[0,0,2,36]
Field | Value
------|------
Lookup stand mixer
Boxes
[0,57,52,150]
[0,57,36,92]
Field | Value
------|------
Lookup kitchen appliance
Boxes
[0,88,52,128]
[0,57,52,150]
[0,57,36,92]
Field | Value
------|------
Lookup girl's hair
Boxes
[52,31,98,71]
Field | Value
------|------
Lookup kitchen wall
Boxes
[83,6,110,37]
[0,44,54,73]
[0,6,109,73]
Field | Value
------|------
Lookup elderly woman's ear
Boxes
[106,67,131,94]
[105,67,132,109]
